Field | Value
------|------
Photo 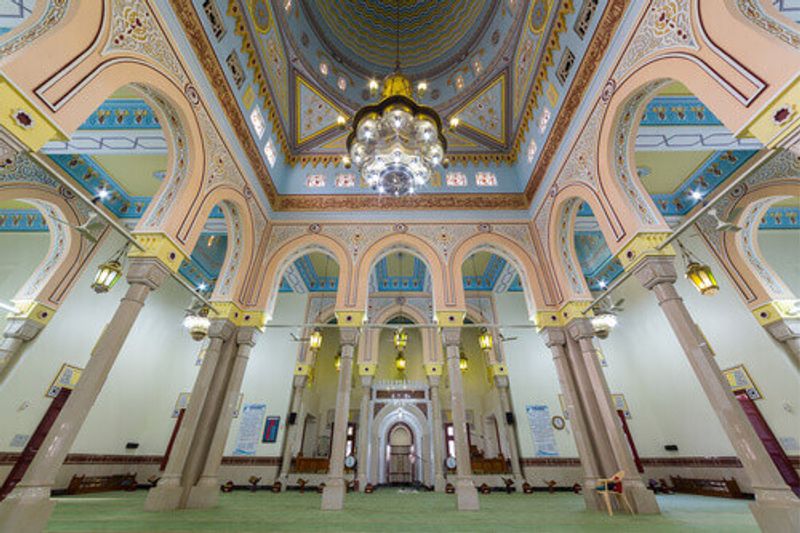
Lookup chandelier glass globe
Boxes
[346,73,448,197]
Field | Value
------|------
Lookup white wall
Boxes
[0,232,50,333]
[759,229,800,295]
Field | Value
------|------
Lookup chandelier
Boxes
[343,2,448,196]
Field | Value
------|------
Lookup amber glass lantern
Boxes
[395,351,407,372]
[393,327,408,351]
[308,328,323,351]
[477,327,493,352]
[459,350,469,372]
[334,351,342,372]
[91,259,123,294]
[685,261,719,296]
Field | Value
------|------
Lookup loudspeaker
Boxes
[288,412,297,425]
[505,412,515,425]
[125,442,139,450]
[664,444,679,452]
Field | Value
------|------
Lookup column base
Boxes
[321,477,346,511]
[455,477,479,511]
[0,487,55,533]
[749,492,800,533]
[625,481,660,514]
[143,483,184,512]
[185,480,220,509]
[434,475,446,492]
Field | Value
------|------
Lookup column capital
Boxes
[208,319,237,340]
[617,232,675,272]
[126,257,172,289]
[424,362,444,376]
[441,327,461,348]
[293,374,308,388]
[2,315,46,342]
[334,309,365,327]
[566,316,595,341]
[236,326,260,347]
[360,375,373,388]
[631,254,678,290]
[538,326,567,348]
[435,310,466,327]
[357,362,377,375]
[339,327,359,348]
[210,302,268,330]
[7,299,56,327]
[763,317,800,342]
[128,233,188,274]
[493,374,510,388]
[427,374,441,387]
[534,301,592,328]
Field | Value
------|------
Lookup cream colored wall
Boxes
[223,292,307,457]
[0,232,50,334]
[597,236,800,458]
[494,291,579,459]
[759,230,800,294]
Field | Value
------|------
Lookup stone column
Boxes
[493,375,525,486]
[0,258,169,533]
[633,256,800,532]
[278,375,308,487]
[144,319,236,511]
[762,317,800,372]
[0,317,45,379]
[356,375,372,490]
[567,318,660,514]
[442,327,479,511]
[428,374,446,491]
[321,327,358,511]
[540,327,603,511]
[187,327,260,508]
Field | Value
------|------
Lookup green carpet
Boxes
[45,490,758,532]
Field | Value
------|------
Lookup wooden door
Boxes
[736,393,800,497]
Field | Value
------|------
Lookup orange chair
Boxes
[595,470,634,516]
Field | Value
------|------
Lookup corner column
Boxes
[278,374,308,487]
[356,375,372,490]
[0,257,170,533]
[427,373,446,491]
[755,302,800,372]
[321,325,358,510]
[540,326,603,511]
[492,374,525,486]
[566,317,659,514]
[441,324,479,511]
[633,255,800,532]
[187,326,260,507]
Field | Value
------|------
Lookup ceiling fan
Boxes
[706,207,742,233]
[49,212,106,243]
[592,295,625,316]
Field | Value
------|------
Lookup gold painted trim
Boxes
[0,76,67,151]
[424,362,443,376]
[616,232,675,271]
[9,299,56,325]
[534,300,593,328]
[358,362,377,376]
[435,310,466,327]
[295,75,348,145]
[335,310,366,326]
[738,74,800,148]
[128,232,188,273]
[209,301,268,329]
[453,72,507,145]
[294,363,312,376]
[752,299,800,326]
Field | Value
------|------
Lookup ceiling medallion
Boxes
[341,2,450,197]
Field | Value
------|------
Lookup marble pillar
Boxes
[540,327,603,511]
[763,318,800,372]
[356,375,372,490]
[633,256,800,532]
[442,327,479,511]
[0,258,169,533]
[278,375,308,487]
[144,319,236,511]
[428,375,446,492]
[187,327,260,508]
[493,375,525,486]
[321,327,358,511]
[567,318,660,514]
[0,317,45,380]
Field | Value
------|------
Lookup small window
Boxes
[574,0,599,39]
[556,48,575,86]
[475,172,498,187]
[306,174,325,188]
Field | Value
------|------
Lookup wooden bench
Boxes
[670,475,744,499]
[66,474,138,495]
[292,456,329,474]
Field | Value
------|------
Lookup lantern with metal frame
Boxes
[91,243,128,294]
[334,351,342,372]
[459,349,469,372]
[395,351,407,372]
[678,241,719,296]
[393,327,408,352]
[308,328,323,351]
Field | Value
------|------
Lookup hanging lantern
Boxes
[91,259,123,294]
[183,307,210,342]
[459,350,469,372]
[395,351,407,372]
[685,261,719,296]
[477,327,493,352]
[591,312,618,339]
[309,328,323,351]
[393,327,408,352]
[334,351,342,372]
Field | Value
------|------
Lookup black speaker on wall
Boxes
[664,444,679,452]
[288,412,297,425]
[505,412,515,425]
[125,442,139,450]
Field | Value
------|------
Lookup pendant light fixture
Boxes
[343,0,449,196]
[183,307,210,341]
[471,254,494,352]
[91,243,129,294]
[678,240,719,296]
[393,253,409,351]
[334,350,342,372]
[459,349,469,372]
[395,351,407,372]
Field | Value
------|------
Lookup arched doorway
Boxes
[387,422,415,485]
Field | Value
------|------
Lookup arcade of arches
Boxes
[0,1,798,532]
